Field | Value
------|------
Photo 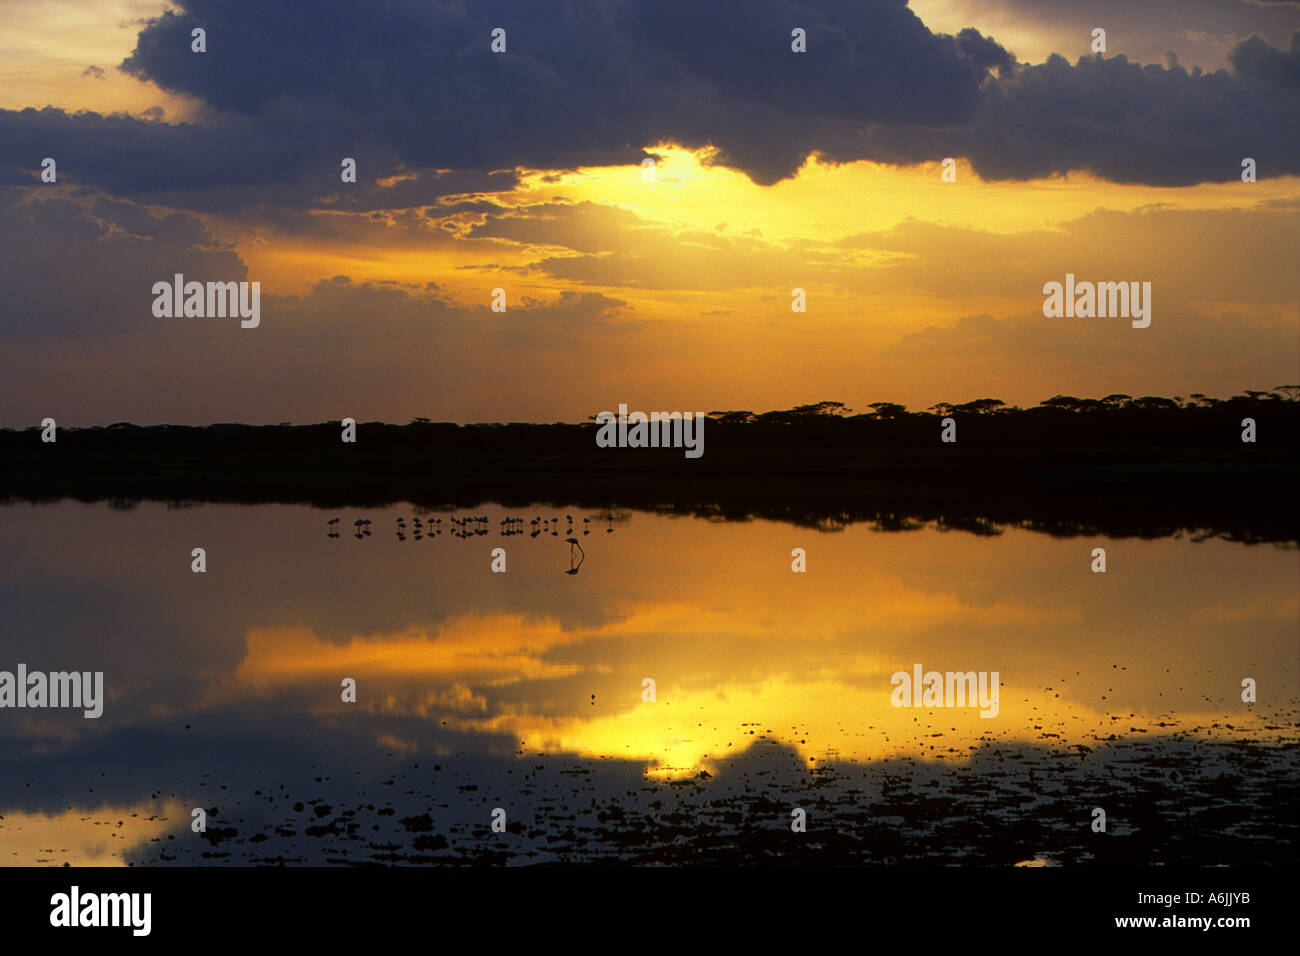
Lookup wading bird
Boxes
[565,537,585,575]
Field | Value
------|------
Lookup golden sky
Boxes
[0,0,1296,424]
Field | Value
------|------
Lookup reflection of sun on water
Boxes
[482,679,1280,780]
[3,508,1295,865]
[225,616,1288,780]
[199,520,1296,780]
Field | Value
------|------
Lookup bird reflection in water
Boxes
[325,512,614,556]
[565,537,585,575]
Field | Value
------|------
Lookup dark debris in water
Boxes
[126,733,1298,866]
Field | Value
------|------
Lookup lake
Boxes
[1,500,1295,865]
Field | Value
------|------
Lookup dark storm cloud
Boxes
[955,27,1017,78]
[0,103,325,194]
[621,0,992,124]
[0,188,244,337]
[1230,29,1300,85]
[831,43,1300,185]
[0,0,1296,197]
[120,0,993,125]
[0,0,1005,195]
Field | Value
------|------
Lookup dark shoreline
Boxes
[3,399,1297,542]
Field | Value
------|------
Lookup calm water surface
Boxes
[1,501,1296,865]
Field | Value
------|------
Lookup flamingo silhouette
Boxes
[565,537,585,575]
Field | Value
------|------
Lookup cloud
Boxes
[0,188,244,337]
[0,187,636,424]
[1229,28,1300,86]
[912,0,1300,72]
[466,201,653,255]
[2,1,1289,200]
[837,204,1300,304]
[955,26,1017,77]
[836,44,1300,184]
[0,104,323,195]
[1,1,1294,197]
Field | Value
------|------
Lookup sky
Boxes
[0,0,1297,425]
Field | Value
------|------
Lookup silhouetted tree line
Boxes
[2,390,1294,543]
[705,387,1299,424]
[2,389,1295,459]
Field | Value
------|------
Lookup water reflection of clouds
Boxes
[0,801,185,866]
[1,502,1295,861]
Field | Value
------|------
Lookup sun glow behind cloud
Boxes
[0,1,1295,424]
